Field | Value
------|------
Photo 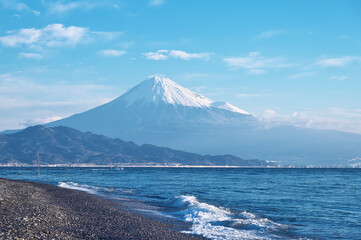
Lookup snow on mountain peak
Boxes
[122,75,214,108]
[211,101,250,115]
[120,75,250,115]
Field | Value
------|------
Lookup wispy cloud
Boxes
[144,49,213,61]
[0,0,28,10]
[329,75,348,81]
[18,52,43,59]
[0,0,40,15]
[0,73,118,130]
[260,109,361,134]
[224,52,290,73]
[247,69,266,75]
[255,29,284,39]
[316,56,361,67]
[0,24,88,47]
[20,116,63,127]
[0,24,122,49]
[149,0,165,6]
[169,50,212,60]
[45,1,123,14]
[0,28,42,47]
[98,49,126,57]
[48,1,92,14]
[290,72,315,79]
[45,0,120,14]
[0,73,116,109]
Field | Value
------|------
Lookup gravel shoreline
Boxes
[0,178,201,239]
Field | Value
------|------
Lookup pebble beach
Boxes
[0,178,201,239]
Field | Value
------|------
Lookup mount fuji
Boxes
[46,76,361,166]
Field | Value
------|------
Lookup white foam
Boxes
[173,195,283,240]
[174,195,232,223]
[234,211,287,231]
[136,209,176,219]
[58,182,114,194]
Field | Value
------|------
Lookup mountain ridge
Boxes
[0,125,274,166]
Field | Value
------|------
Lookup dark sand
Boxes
[0,178,202,239]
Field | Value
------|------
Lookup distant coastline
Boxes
[0,164,356,168]
[0,163,281,168]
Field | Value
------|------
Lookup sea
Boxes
[1,167,360,240]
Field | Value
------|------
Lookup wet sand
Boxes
[0,178,201,239]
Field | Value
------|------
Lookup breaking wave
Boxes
[172,195,288,240]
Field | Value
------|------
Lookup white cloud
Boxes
[328,108,361,118]
[45,24,88,46]
[149,0,165,6]
[259,109,361,134]
[224,52,290,71]
[144,49,168,60]
[168,50,212,60]
[329,75,348,81]
[98,49,126,57]
[20,116,63,127]
[0,24,121,50]
[0,28,41,47]
[255,30,284,39]
[0,24,89,47]
[316,56,361,67]
[262,109,277,119]
[19,52,43,59]
[144,49,213,61]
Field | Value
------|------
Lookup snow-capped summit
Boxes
[47,75,255,135]
[121,75,214,108]
[119,75,250,115]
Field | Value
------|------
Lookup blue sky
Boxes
[0,0,361,133]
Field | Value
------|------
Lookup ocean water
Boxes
[1,167,360,240]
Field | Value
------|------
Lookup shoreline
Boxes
[0,165,354,168]
[0,178,203,239]
[0,165,283,168]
